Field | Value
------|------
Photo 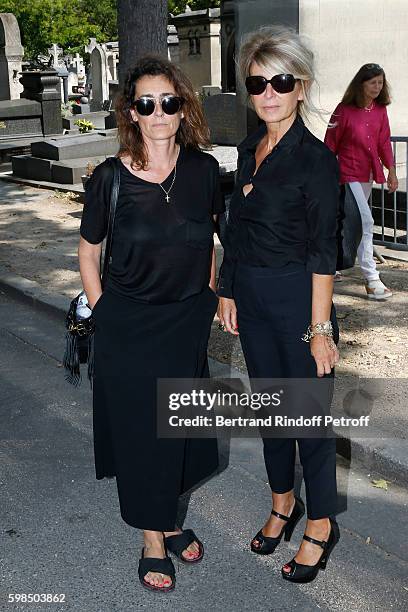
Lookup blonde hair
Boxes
[238,25,321,123]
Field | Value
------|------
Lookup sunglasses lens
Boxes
[161,96,182,115]
[245,76,267,95]
[271,74,296,93]
[245,75,296,95]
[135,98,155,115]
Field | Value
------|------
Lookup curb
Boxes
[1,268,407,487]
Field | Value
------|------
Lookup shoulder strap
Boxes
[101,157,120,288]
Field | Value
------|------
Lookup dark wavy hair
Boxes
[115,55,211,170]
[342,63,391,108]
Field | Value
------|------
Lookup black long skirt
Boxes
[92,286,219,531]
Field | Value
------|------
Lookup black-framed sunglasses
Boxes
[245,74,297,95]
[132,95,184,116]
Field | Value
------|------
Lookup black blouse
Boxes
[217,115,340,298]
[80,145,225,304]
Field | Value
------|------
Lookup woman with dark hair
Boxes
[78,55,223,593]
[218,26,340,584]
[325,63,398,298]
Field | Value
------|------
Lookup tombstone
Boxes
[167,24,179,64]
[107,53,116,82]
[19,70,62,135]
[48,43,64,69]
[71,102,91,114]
[0,13,24,100]
[85,37,98,55]
[170,9,221,92]
[90,44,109,111]
[203,93,239,146]
[202,85,222,97]
[66,53,86,96]
[47,43,69,103]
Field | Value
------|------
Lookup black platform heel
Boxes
[281,518,340,583]
[250,496,305,555]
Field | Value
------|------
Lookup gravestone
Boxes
[31,130,118,160]
[107,53,117,81]
[202,85,222,97]
[72,102,91,114]
[85,37,98,55]
[48,43,69,103]
[12,129,119,184]
[0,13,24,100]
[62,111,110,131]
[0,98,42,138]
[90,44,109,111]
[203,93,239,146]
[19,70,62,136]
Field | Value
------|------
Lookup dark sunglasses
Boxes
[132,95,184,116]
[362,63,382,71]
[245,74,297,95]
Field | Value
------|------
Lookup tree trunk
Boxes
[117,0,168,88]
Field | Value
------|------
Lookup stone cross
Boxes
[48,43,64,68]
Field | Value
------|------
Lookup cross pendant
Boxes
[165,194,170,203]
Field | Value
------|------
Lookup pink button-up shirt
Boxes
[324,102,394,184]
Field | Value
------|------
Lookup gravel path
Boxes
[1,178,407,382]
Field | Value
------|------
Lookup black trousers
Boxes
[234,263,338,520]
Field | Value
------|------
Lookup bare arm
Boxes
[78,236,103,309]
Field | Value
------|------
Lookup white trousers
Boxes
[348,181,379,281]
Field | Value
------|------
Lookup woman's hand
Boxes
[217,297,239,335]
[387,168,398,193]
[310,335,339,377]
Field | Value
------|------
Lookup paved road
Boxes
[1,287,407,612]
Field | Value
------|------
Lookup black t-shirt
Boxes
[80,146,225,304]
[217,116,340,298]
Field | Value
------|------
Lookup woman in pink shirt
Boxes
[325,63,398,299]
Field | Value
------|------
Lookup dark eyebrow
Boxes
[138,92,175,97]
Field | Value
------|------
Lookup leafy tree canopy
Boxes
[0,0,117,58]
[0,0,220,60]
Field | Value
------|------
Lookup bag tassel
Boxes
[87,331,95,388]
[63,331,81,387]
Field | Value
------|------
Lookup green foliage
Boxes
[75,118,95,133]
[0,0,117,59]
[0,0,221,60]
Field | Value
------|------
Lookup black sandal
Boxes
[138,548,176,592]
[281,518,340,583]
[251,496,305,555]
[164,529,204,564]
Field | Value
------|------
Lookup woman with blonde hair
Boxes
[79,55,223,593]
[325,63,397,299]
[218,26,340,583]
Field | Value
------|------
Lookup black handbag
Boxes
[63,156,121,386]
[336,184,363,271]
